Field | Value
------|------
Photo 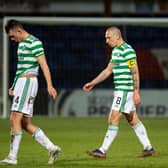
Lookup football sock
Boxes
[33,128,55,150]
[99,125,119,153]
[132,122,152,150]
[8,131,22,160]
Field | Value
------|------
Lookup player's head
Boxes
[5,19,25,42]
[105,27,123,47]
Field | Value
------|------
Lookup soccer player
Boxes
[0,19,61,165]
[83,27,155,158]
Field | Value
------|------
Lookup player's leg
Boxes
[99,110,121,152]
[22,116,61,164]
[0,111,23,165]
[87,110,121,158]
[21,77,60,164]
[87,91,123,158]
[0,78,29,165]
[124,111,155,156]
[22,116,61,150]
[9,112,23,160]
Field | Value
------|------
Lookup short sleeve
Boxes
[31,40,45,57]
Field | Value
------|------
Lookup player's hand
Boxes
[83,82,95,92]
[133,90,141,105]
[8,88,14,96]
[47,86,57,100]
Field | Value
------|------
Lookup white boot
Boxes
[0,156,17,165]
[48,145,61,165]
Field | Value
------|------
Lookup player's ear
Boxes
[116,34,120,40]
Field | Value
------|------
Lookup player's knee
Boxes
[127,120,134,126]
[10,114,20,126]
[108,113,122,125]
[10,117,15,129]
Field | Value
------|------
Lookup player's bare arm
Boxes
[83,63,113,92]
[8,88,14,96]
[37,55,57,100]
[130,65,141,105]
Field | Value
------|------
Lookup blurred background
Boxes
[0,0,168,118]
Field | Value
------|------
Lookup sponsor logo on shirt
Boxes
[21,45,26,51]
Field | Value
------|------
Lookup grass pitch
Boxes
[0,117,168,168]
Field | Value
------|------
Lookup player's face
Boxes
[8,28,23,42]
[105,31,118,47]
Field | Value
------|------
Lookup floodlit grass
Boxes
[0,117,168,168]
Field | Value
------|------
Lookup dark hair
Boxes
[5,19,23,33]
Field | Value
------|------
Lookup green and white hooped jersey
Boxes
[12,34,44,89]
[110,42,137,92]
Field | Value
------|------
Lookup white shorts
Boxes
[11,77,38,117]
[111,90,136,114]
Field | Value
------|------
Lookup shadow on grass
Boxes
[56,152,167,168]
[1,154,167,168]
[57,157,116,168]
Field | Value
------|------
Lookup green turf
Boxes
[0,117,168,168]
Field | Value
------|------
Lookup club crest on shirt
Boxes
[20,45,26,51]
